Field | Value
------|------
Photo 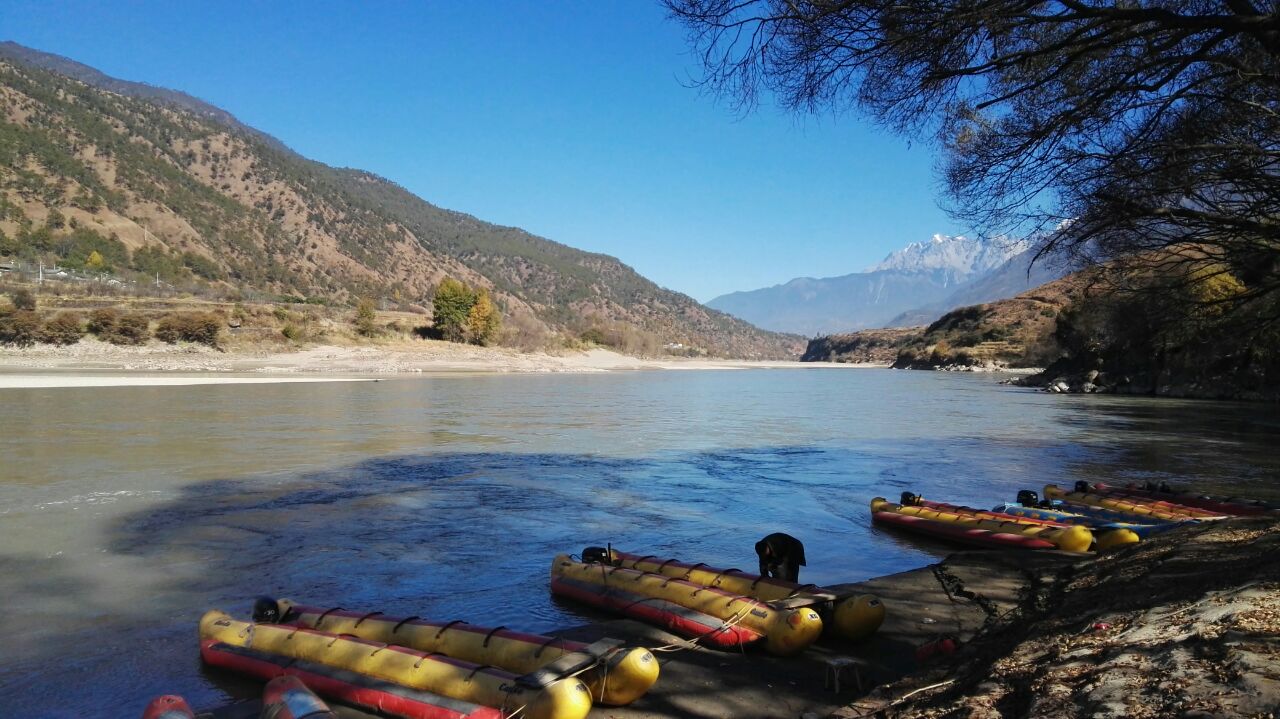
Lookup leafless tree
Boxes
[665,1,1280,307]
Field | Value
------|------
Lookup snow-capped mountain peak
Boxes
[869,234,1029,277]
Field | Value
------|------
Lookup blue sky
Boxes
[0,1,963,302]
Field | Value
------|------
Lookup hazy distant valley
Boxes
[706,234,1068,336]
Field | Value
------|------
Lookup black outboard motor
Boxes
[251,596,281,624]
[1074,480,1091,494]
[581,546,611,564]
[1016,490,1040,507]
[900,491,923,506]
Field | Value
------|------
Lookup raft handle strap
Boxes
[633,554,657,568]
[712,568,743,586]
[482,625,508,648]
[683,562,710,579]
[464,664,495,683]
[657,557,680,573]
[353,611,383,628]
[435,620,467,640]
[412,651,445,669]
[314,606,344,627]
[391,615,421,634]
[532,635,567,658]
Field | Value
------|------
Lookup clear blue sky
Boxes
[0,1,964,302]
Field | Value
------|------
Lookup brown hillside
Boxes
[802,271,1091,368]
[0,47,801,358]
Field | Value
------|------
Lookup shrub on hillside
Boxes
[107,315,151,345]
[353,298,378,337]
[155,312,222,346]
[87,307,120,335]
[0,310,42,346]
[11,288,36,311]
[40,312,85,345]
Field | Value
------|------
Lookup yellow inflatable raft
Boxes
[550,554,823,655]
[199,610,592,719]
[872,497,1095,552]
[276,600,658,706]
[1044,484,1215,521]
[606,550,885,641]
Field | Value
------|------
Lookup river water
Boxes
[1,368,1277,717]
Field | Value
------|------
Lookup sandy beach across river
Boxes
[0,338,885,388]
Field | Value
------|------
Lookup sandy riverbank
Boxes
[0,338,887,387]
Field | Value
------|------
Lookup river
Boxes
[1,368,1277,716]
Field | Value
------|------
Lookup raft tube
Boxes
[200,610,591,719]
[871,500,1057,550]
[1043,500,1174,525]
[913,498,1138,550]
[550,554,823,656]
[141,696,195,719]
[277,601,658,706]
[262,675,338,719]
[606,550,885,641]
[874,497,1094,552]
[201,640,502,719]
[1044,484,1225,521]
[1097,482,1276,517]
[993,503,1181,539]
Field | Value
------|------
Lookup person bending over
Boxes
[755,532,806,582]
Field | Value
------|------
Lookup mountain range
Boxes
[0,42,801,358]
[706,235,1063,336]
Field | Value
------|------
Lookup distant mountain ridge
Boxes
[0,42,801,358]
[887,247,1073,327]
[870,233,1028,275]
[707,235,1032,336]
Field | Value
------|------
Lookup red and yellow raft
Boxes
[550,553,823,655]
[605,549,885,641]
[871,497,1093,552]
[275,601,658,707]
[1089,482,1269,517]
[1044,484,1226,521]
[200,609,594,719]
[911,498,1139,551]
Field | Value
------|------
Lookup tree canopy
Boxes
[665,1,1280,310]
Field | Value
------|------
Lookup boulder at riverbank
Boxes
[1011,359,1280,402]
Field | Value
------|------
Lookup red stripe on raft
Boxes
[549,576,763,649]
[872,511,1057,550]
[199,640,502,719]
